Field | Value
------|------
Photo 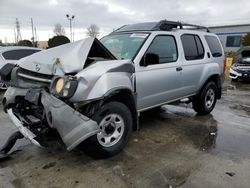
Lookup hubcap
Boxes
[97,114,125,147]
[205,88,215,109]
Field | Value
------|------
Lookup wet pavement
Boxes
[0,81,250,188]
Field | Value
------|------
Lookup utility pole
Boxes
[15,18,22,43]
[31,18,35,46]
[73,19,75,42]
[66,14,75,42]
[14,27,17,43]
[34,27,37,41]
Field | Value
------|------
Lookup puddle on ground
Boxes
[140,102,250,161]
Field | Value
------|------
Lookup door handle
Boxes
[176,67,183,72]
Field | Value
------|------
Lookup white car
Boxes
[0,46,41,89]
[230,47,250,81]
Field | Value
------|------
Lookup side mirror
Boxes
[141,53,159,66]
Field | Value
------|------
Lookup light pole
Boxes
[66,14,75,42]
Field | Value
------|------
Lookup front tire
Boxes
[192,82,218,115]
[83,101,132,158]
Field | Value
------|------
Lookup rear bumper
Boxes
[3,87,100,151]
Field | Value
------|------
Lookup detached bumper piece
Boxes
[41,91,100,151]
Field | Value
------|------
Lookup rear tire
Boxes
[192,82,218,115]
[83,101,132,158]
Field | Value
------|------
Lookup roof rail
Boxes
[155,20,210,32]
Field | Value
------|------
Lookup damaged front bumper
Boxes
[4,87,100,151]
[41,91,100,150]
[7,108,41,147]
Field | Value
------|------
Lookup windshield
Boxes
[100,33,148,60]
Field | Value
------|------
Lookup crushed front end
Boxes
[1,65,100,151]
[0,38,135,156]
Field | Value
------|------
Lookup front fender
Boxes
[70,61,135,102]
[88,72,134,99]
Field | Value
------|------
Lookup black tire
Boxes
[83,101,132,158]
[192,82,218,115]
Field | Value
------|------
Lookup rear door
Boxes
[136,34,183,111]
[179,34,207,95]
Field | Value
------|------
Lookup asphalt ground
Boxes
[1,81,250,188]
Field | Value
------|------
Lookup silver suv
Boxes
[1,20,225,158]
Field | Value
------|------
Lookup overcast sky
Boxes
[1,0,250,43]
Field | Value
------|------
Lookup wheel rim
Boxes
[97,114,125,147]
[205,88,215,109]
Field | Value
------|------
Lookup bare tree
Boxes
[86,24,100,38]
[53,23,65,36]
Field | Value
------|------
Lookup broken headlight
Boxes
[50,76,78,98]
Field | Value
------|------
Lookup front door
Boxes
[136,35,183,111]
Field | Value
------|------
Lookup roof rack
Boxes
[156,20,210,32]
[113,20,210,33]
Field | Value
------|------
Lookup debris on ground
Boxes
[225,172,235,177]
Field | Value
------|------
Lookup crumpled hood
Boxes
[17,38,95,74]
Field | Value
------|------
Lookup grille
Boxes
[17,68,53,84]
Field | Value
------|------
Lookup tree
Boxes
[48,36,70,48]
[86,24,100,38]
[17,40,33,47]
[53,23,65,36]
[242,33,250,47]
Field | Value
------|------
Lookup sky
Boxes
[1,0,250,43]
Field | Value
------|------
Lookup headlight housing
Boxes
[50,76,78,98]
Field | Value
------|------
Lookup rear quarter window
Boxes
[181,34,205,61]
[205,36,223,57]
[2,49,40,60]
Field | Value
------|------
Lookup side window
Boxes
[205,35,223,57]
[181,34,205,61]
[2,49,40,60]
[145,35,178,65]
[226,36,242,47]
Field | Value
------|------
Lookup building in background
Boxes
[209,24,250,53]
